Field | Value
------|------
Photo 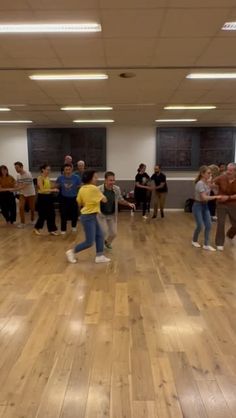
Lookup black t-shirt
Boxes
[100,187,116,215]
[151,172,168,193]
[135,172,150,201]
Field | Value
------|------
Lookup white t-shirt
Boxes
[17,171,36,197]
[195,180,210,201]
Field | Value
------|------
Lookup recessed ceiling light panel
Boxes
[155,119,197,122]
[61,106,113,111]
[29,74,108,80]
[0,23,101,33]
[164,105,216,110]
[222,22,236,31]
[187,73,236,79]
[74,119,114,123]
[0,120,32,124]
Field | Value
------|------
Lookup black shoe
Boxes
[152,215,157,219]
[160,210,164,218]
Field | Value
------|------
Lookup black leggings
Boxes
[60,196,78,231]
[0,192,16,223]
[34,194,57,232]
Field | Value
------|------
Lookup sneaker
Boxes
[142,215,148,220]
[17,223,25,228]
[50,231,59,236]
[60,231,66,235]
[105,241,112,250]
[95,255,111,263]
[33,228,41,235]
[211,216,217,222]
[203,245,216,252]
[216,246,224,251]
[192,241,201,248]
[71,227,77,232]
[66,249,77,264]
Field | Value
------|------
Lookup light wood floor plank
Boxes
[0,212,235,418]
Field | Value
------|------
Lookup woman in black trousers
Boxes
[0,165,17,224]
[34,164,59,235]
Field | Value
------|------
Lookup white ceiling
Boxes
[1,0,236,126]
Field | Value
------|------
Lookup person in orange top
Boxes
[214,162,236,250]
[0,165,17,224]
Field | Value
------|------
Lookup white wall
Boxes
[0,125,156,179]
[0,126,28,171]
[0,125,236,179]
[107,126,156,179]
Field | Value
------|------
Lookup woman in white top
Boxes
[192,166,221,251]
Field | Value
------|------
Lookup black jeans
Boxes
[0,192,16,223]
[34,194,57,232]
[60,196,78,231]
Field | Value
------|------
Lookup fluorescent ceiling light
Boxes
[0,120,32,124]
[61,106,113,111]
[74,119,114,123]
[187,73,236,79]
[222,22,236,31]
[29,74,108,80]
[164,105,216,110]
[0,107,10,111]
[0,23,101,33]
[155,119,197,122]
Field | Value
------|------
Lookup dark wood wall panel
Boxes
[27,128,106,171]
[156,127,235,170]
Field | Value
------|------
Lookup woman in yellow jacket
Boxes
[66,170,110,264]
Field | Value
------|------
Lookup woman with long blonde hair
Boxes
[192,166,221,251]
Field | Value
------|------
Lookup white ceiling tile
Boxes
[161,8,230,37]
[105,39,156,66]
[101,9,165,38]
[152,38,210,66]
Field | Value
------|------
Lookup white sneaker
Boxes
[192,241,201,248]
[71,227,77,232]
[203,245,216,252]
[95,255,111,264]
[66,249,77,263]
[216,246,224,251]
[17,223,25,228]
[142,215,148,220]
[61,231,66,235]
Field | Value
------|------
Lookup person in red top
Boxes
[214,162,236,250]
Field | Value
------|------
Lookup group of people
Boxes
[134,163,168,219]
[0,156,235,262]
[192,162,236,251]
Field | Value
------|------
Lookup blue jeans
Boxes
[192,202,212,245]
[74,213,104,255]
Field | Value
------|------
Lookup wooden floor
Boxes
[0,212,236,418]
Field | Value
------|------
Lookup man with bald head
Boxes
[214,162,236,250]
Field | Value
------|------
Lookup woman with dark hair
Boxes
[0,165,17,224]
[192,166,221,251]
[34,164,59,235]
[134,163,150,219]
[66,170,110,264]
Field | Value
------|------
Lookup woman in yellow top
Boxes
[34,164,59,235]
[0,165,17,224]
[66,170,111,264]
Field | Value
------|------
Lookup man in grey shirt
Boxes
[98,171,135,249]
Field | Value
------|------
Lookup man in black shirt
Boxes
[151,165,168,218]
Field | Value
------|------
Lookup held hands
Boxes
[129,203,136,210]
[216,195,228,202]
